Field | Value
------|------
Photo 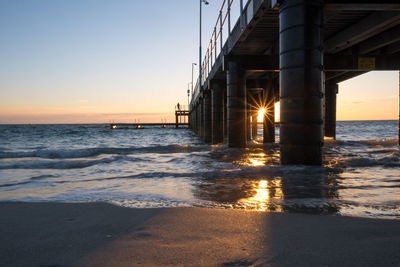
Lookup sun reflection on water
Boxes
[233,149,280,167]
[238,178,284,212]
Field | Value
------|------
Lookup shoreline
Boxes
[1,202,399,266]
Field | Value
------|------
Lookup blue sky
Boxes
[0,0,398,123]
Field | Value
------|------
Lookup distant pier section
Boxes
[110,105,189,129]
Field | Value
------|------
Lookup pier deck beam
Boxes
[279,0,324,165]
[263,82,275,143]
[211,81,224,144]
[227,61,247,147]
[325,82,338,139]
[203,91,212,143]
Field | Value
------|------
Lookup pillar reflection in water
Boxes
[193,146,340,214]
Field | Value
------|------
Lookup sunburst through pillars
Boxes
[247,92,280,123]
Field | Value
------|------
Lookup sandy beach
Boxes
[0,202,399,266]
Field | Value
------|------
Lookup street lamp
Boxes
[199,0,209,92]
[191,62,197,95]
[187,83,191,107]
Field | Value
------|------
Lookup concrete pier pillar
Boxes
[227,61,247,147]
[246,92,252,141]
[211,81,224,144]
[197,104,200,134]
[263,83,275,143]
[194,105,197,133]
[279,0,324,165]
[203,92,212,143]
[223,89,227,141]
[200,99,204,139]
[252,112,258,138]
[325,82,338,139]
[251,91,260,139]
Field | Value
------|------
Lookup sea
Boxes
[0,121,399,219]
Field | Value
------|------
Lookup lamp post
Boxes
[199,0,209,92]
[187,83,191,107]
[191,62,197,95]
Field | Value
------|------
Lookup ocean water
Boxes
[0,121,398,219]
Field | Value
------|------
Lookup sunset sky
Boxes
[0,0,398,124]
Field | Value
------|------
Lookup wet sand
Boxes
[0,202,399,267]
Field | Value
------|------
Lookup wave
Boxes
[0,155,128,170]
[0,144,208,160]
[333,138,398,147]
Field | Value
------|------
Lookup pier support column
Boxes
[246,91,252,141]
[211,81,224,144]
[251,91,260,139]
[325,82,338,139]
[279,0,324,165]
[223,88,227,141]
[227,61,247,147]
[200,99,204,139]
[252,112,258,138]
[263,82,275,143]
[203,90,212,143]
[196,102,200,135]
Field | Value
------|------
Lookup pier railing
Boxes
[191,0,262,108]
[175,104,189,111]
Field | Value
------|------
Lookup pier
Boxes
[110,105,189,129]
[189,0,400,165]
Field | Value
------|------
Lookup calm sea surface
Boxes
[0,121,399,219]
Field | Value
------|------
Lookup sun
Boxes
[257,108,266,122]
[256,102,280,123]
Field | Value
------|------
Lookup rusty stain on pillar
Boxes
[325,82,338,139]
[263,80,275,143]
[227,60,247,147]
[279,0,324,165]
[211,81,224,144]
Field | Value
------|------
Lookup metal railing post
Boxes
[214,29,217,62]
[240,0,244,31]
[228,0,231,34]
[219,10,223,53]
